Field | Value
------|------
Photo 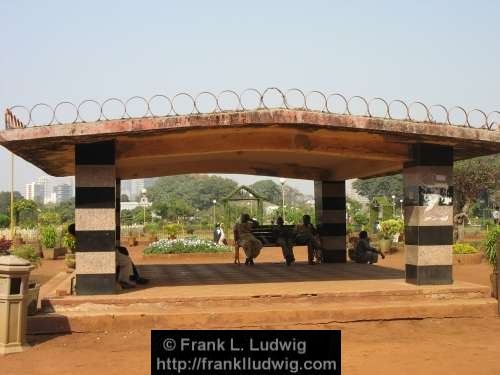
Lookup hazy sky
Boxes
[1,1,499,195]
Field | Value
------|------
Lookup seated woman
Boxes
[294,214,323,265]
[233,213,263,265]
[353,231,385,264]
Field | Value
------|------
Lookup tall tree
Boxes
[352,174,403,201]
[147,174,238,211]
[454,156,499,214]
[0,191,23,217]
[250,180,282,205]
[13,199,38,226]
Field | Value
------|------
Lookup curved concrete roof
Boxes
[1,109,499,180]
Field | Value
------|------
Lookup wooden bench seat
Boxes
[233,224,310,264]
[250,225,297,247]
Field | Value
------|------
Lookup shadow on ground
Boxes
[136,262,404,288]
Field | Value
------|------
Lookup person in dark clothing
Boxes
[353,231,385,264]
[116,246,149,285]
[294,215,323,265]
[213,223,222,244]
[272,216,295,265]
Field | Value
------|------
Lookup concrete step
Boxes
[29,297,498,334]
[41,283,492,314]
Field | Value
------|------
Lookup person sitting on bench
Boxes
[234,213,263,265]
[294,215,323,265]
[272,216,295,266]
[116,246,149,288]
[353,231,385,264]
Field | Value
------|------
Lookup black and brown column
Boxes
[404,144,453,285]
[314,181,347,263]
[75,140,117,295]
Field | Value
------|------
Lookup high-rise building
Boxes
[25,181,45,203]
[53,184,73,204]
[36,176,51,203]
[129,179,145,200]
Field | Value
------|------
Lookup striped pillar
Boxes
[314,180,347,263]
[115,178,121,247]
[404,144,453,285]
[75,140,117,295]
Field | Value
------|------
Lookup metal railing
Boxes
[4,87,500,130]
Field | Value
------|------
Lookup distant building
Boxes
[129,179,145,200]
[25,182,44,204]
[53,183,73,204]
[120,201,152,211]
[36,176,51,203]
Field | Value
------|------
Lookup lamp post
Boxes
[140,188,149,226]
[399,199,404,219]
[279,178,286,220]
[212,199,217,225]
[10,153,14,240]
[391,194,396,217]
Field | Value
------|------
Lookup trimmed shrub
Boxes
[11,244,42,268]
[452,243,478,254]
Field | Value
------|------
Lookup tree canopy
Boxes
[453,155,500,213]
[147,175,238,212]
[352,174,403,201]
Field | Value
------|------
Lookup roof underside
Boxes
[1,109,499,181]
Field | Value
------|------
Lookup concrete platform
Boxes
[29,262,498,333]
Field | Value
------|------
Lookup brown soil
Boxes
[1,245,498,374]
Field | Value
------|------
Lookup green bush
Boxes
[353,211,369,226]
[38,211,61,226]
[63,232,76,253]
[11,244,42,268]
[379,219,403,239]
[144,238,230,255]
[0,214,9,228]
[452,243,478,254]
[40,225,57,248]
[484,226,500,270]
[164,223,183,238]
[144,222,160,234]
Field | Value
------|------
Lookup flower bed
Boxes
[452,243,483,265]
[144,238,231,255]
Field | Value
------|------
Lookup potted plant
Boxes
[484,226,499,298]
[379,219,403,253]
[40,225,57,259]
[165,223,182,240]
[11,244,42,315]
[353,211,369,232]
[63,228,76,270]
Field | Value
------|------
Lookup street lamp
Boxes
[212,199,217,225]
[248,193,253,216]
[399,199,404,219]
[140,188,149,226]
[279,178,287,220]
[10,153,14,240]
[391,194,396,217]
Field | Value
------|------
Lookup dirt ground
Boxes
[2,245,499,375]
